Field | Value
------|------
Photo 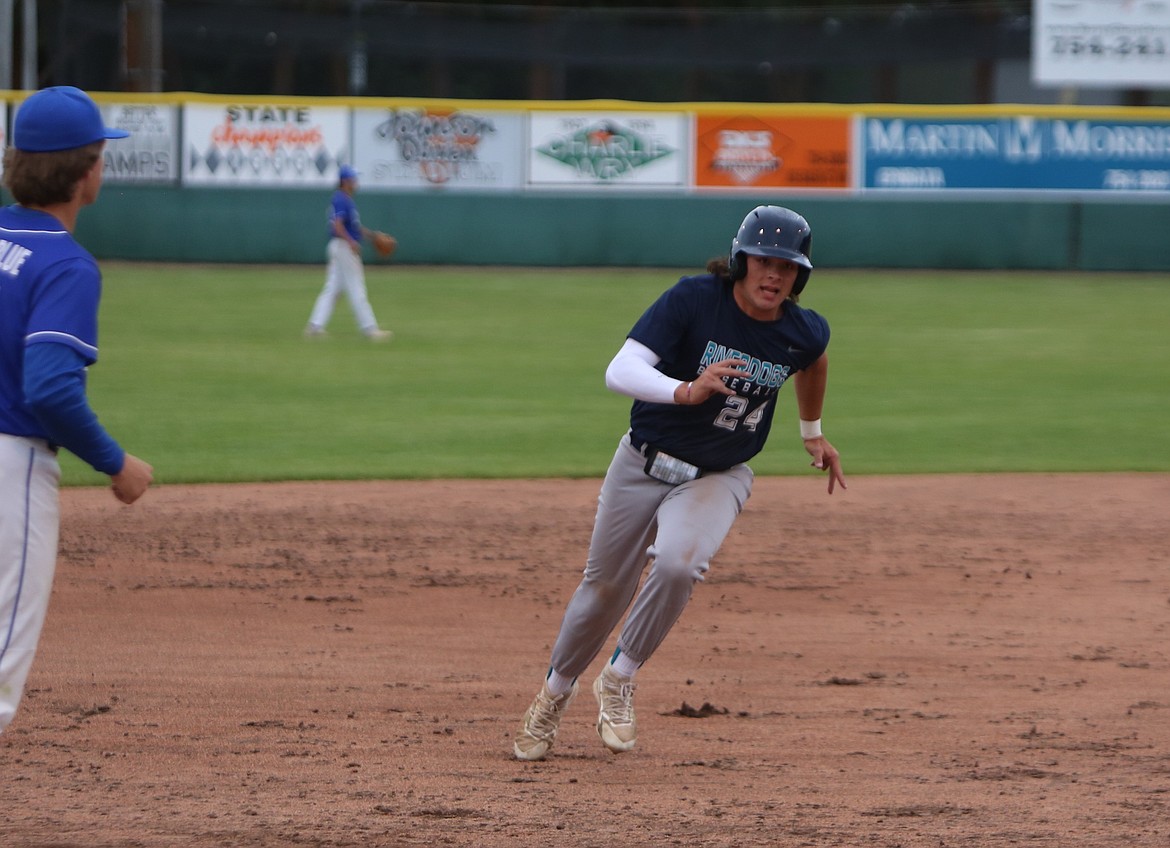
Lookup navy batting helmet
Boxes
[728,205,813,295]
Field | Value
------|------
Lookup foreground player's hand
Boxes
[678,358,753,404]
[803,436,846,494]
[111,453,154,504]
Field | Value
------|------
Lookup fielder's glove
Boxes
[372,231,397,258]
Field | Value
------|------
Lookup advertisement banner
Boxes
[0,103,6,181]
[183,103,349,186]
[528,112,688,188]
[1033,0,1170,88]
[352,107,524,191]
[100,103,179,184]
[695,114,850,190]
[863,115,1170,193]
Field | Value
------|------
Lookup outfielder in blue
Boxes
[304,165,393,342]
[0,87,154,733]
[515,206,846,760]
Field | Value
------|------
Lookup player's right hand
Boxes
[111,453,154,504]
[682,358,752,404]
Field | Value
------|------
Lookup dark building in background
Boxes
[10,0,1166,106]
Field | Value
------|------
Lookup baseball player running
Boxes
[1,86,154,733]
[304,165,393,342]
[514,205,846,760]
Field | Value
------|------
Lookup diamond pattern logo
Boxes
[536,120,674,181]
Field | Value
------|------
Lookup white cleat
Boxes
[593,666,637,753]
[514,681,578,761]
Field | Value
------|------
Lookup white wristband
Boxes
[800,418,823,440]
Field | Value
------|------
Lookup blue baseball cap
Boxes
[13,86,130,153]
[339,165,359,181]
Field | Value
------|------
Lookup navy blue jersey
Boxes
[627,273,829,470]
[0,206,102,439]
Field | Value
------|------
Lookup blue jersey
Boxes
[627,273,830,471]
[328,190,362,243]
[0,206,102,440]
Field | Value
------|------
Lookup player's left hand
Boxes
[111,453,154,504]
[803,436,846,494]
[372,231,397,258]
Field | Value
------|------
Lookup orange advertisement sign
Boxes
[695,114,850,189]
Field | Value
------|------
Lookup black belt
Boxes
[633,435,704,484]
[629,431,737,478]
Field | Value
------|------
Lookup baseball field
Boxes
[4,262,1169,847]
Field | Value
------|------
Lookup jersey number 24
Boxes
[714,397,769,432]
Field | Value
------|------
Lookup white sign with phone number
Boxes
[1032,0,1170,88]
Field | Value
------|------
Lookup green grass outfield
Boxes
[60,262,1170,486]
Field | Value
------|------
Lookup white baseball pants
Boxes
[0,434,61,733]
[308,238,380,333]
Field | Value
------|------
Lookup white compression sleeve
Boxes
[604,338,684,404]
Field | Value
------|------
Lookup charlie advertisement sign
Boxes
[352,107,524,191]
[183,103,348,186]
[100,103,178,184]
[528,113,687,187]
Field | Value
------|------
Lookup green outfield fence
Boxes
[77,187,1170,271]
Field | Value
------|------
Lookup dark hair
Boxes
[2,142,103,206]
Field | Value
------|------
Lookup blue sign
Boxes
[863,116,1170,192]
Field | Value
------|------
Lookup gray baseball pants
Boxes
[548,432,753,679]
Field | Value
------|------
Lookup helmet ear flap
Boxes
[728,249,744,281]
[792,267,811,296]
[792,232,813,295]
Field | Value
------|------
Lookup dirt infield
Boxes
[3,473,1169,847]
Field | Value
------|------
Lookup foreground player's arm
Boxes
[604,339,681,403]
[792,353,846,494]
[23,342,153,504]
[605,339,751,405]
